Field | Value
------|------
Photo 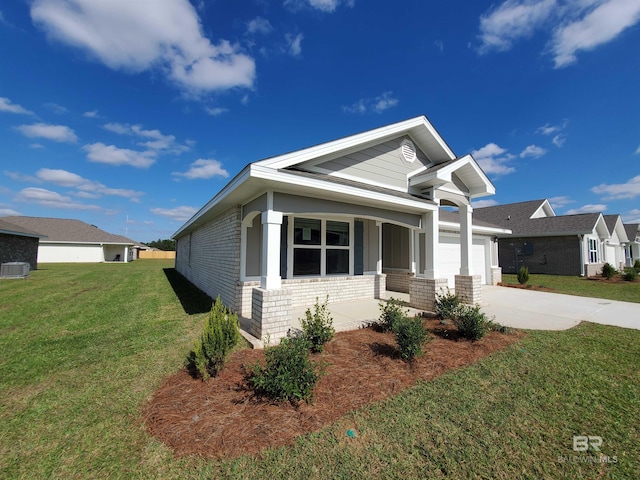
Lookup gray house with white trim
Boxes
[173,116,508,342]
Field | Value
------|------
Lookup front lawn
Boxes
[501,273,640,303]
[1,261,638,479]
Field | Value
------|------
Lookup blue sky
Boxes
[1,0,639,243]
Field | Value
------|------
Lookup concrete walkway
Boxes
[481,285,640,331]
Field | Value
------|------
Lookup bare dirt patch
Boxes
[143,318,524,460]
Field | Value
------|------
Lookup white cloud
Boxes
[342,91,399,114]
[622,209,640,223]
[476,0,640,67]
[472,199,499,208]
[565,204,607,215]
[471,142,517,176]
[83,110,98,118]
[537,120,568,147]
[172,159,229,180]
[552,134,566,147]
[0,97,34,115]
[204,106,228,116]
[4,171,39,183]
[103,122,190,154]
[284,0,354,12]
[551,0,640,68]
[43,102,67,114]
[519,144,546,158]
[30,0,255,94]
[285,33,304,57]
[247,17,273,35]
[36,168,143,199]
[477,0,556,54]
[83,142,156,168]
[548,195,574,208]
[591,175,640,200]
[635,145,640,155]
[15,187,100,210]
[434,40,444,52]
[0,207,22,216]
[15,123,78,143]
[150,206,197,222]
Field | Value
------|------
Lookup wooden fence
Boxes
[138,250,176,260]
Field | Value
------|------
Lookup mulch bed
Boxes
[498,282,556,292]
[143,318,524,460]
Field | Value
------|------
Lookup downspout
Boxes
[578,235,585,277]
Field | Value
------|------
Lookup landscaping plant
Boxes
[622,268,637,282]
[517,265,530,285]
[187,296,241,380]
[601,262,616,279]
[299,296,335,353]
[378,297,409,332]
[434,290,462,321]
[634,259,640,273]
[452,304,491,341]
[393,315,429,361]
[248,335,324,404]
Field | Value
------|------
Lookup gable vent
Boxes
[400,139,416,163]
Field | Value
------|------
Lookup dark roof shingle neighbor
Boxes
[625,223,639,241]
[1,216,136,244]
[0,218,46,238]
[473,199,548,233]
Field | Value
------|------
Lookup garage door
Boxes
[605,245,617,267]
[439,235,487,288]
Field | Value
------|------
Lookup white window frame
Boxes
[288,216,354,277]
[588,237,599,263]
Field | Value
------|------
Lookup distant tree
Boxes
[146,238,176,251]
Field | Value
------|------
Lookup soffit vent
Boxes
[400,139,416,163]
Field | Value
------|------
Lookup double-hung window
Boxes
[293,217,351,276]
[588,238,599,263]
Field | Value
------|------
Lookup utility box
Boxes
[1,262,30,278]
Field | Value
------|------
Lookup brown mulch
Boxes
[498,282,556,292]
[143,319,524,460]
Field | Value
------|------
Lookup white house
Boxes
[173,116,508,342]
[1,216,136,263]
[603,215,630,270]
[624,224,640,267]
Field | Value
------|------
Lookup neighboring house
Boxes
[0,216,136,263]
[474,199,618,276]
[0,218,46,270]
[624,224,640,267]
[173,116,508,342]
[603,215,630,270]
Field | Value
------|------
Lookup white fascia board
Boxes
[40,241,134,245]
[251,164,436,212]
[172,165,252,238]
[257,116,452,170]
[438,220,511,235]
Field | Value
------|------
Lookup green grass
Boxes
[502,273,640,303]
[1,262,638,479]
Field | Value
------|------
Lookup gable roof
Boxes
[0,218,46,239]
[473,199,550,232]
[624,223,639,243]
[1,217,136,245]
[603,214,629,243]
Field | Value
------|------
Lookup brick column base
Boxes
[251,288,292,344]
[490,267,502,285]
[455,275,482,305]
[374,273,386,299]
[409,277,448,311]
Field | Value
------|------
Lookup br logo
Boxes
[573,436,602,452]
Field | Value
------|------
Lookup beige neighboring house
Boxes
[1,216,137,263]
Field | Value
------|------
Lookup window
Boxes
[293,217,351,276]
[588,238,599,263]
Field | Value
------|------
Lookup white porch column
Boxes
[423,210,439,279]
[459,204,473,275]
[260,210,283,290]
[410,228,416,274]
[376,221,383,274]
[123,246,129,262]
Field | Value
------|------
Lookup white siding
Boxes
[38,243,104,263]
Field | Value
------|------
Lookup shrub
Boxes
[452,304,490,341]
[378,297,408,332]
[622,268,637,282]
[299,296,335,353]
[393,315,428,361]
[187,296,240,380]
[248,336,323,404]
[634,260,640,273]
[601,262,616,279]
[434,290,462,321]
[517,266,530,285]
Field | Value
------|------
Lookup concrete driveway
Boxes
[481,285,640,331]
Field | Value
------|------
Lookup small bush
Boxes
[378,297,408,332]
[434,290,462,321]
[248,336,323,404]
[517,266,530,285]
[299,296,335,353]
[601,262,616,279]
[622,268,637,282]
[393,315,428,361]
[452,304,490,341]
[634,260,640,273]
[187,296,240,380]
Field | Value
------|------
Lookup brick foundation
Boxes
[490,266,502,285]
[455,275,482,305]
[251,288,292,344]
[409,277,448,312]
